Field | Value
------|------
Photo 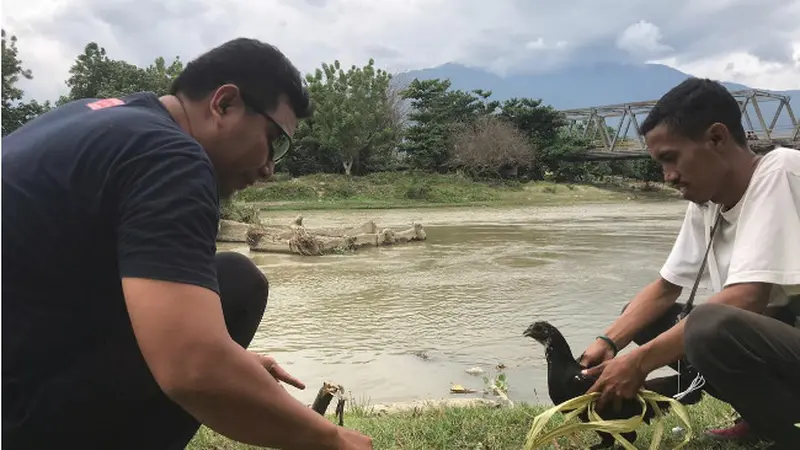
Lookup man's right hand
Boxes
[578,338,616,368]
[336,428,373,450]
[578,278,683,370]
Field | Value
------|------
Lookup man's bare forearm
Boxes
[603,277,682,350]
[166,341,340,450]
[122,278,345,450]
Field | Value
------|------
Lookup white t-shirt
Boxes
[660,147,800,307]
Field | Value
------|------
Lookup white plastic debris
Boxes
[465,366,484,375]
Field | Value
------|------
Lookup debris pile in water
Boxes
[218,215,426,256]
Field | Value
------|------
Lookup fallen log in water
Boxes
[217,219,260,243]
[237,215,426,256]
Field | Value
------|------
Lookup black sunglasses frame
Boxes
[238,91,293,163]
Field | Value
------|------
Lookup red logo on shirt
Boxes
[86,98,125,110]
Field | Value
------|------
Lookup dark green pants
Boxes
[627,300,800,449]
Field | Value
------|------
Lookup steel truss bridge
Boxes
[559,89,800,160]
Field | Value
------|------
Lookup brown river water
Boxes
[216,200,711,407]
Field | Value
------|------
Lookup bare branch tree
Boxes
[449,115,535,178]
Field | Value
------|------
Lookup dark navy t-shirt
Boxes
[1,92,221,404]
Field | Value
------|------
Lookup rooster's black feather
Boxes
[524,320,703,449]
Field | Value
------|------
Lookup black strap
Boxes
[678,206,724,320]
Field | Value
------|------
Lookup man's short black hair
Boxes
[641,77,746,147]
[170,38,313,119]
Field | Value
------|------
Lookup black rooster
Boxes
[523,320,703,449]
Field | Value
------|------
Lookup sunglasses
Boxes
[239,92,293,163]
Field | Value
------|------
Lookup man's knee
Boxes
[215,251,268,347]
[684,303,740,363]
[216,251,269,305]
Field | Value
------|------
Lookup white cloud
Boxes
[2,0,799,103]
[651,44,800,91]
[616,20,673,57]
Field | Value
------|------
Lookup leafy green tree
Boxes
[301,59,402,175]
[497,97,565,148]
[619,158,663,183]
[58,42,183,104]
[399,78,499,171]
[2,30,30,110]
[2,29,51,135]
[278,119,340,175]
[144,56,185,95]
[535,134,594,182]
[1,38,663,184]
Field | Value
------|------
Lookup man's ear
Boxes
[706,122,730,151]
[209,84,243,118]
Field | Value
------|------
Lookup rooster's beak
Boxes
[522,329,533,338]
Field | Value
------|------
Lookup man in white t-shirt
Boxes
[577,77,800,449]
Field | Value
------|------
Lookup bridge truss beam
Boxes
[560,89,799,155]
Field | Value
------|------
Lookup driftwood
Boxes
[217,219,261,243]
[244,215,426,256]
[311,381,346,426]
[217,213,427,256]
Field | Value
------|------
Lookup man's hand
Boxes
[252,353,374,449]
[336,428,374,450]
[578,338,616,368]
[582,350,648,410]
[253,353,306,390]
[578,278,682,369]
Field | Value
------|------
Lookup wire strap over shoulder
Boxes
[679,206,724,319]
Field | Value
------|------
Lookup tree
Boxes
[617,158,663,184]
[361,77,411,172]
[59,42,183,104]
[449,115,534,178]
[399,78,499,171]
[497,97,566,148]
[535,133,593,182]
[144,56,185,95]
[2,30,30,108]
[2,29,51,135]
[302,59,402,175]
[0,39,666,185]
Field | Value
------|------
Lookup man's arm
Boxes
[122,278,341,449]
[600,202,706,352]
[602,277,682,350]
[113,130,341,449]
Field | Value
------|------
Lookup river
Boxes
[216,199,711,408]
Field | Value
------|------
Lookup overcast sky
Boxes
[3,0,799,104]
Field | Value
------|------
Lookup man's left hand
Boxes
[253,353,306,390]
[582,350,648,410]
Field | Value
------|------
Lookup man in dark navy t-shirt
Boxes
[2,38,372,450]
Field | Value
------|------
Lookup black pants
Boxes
[4,252,269,450]
[628,301,800,447]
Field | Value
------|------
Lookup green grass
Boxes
[187,397,770,449]
[231,171,679,211]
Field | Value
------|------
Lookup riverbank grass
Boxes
[188,396,768,449]
[233,172,678,211]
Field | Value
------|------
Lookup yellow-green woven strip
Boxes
[523,390,693,450]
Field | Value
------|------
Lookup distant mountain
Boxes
[396,62,794,108]
[394,62,799,138]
